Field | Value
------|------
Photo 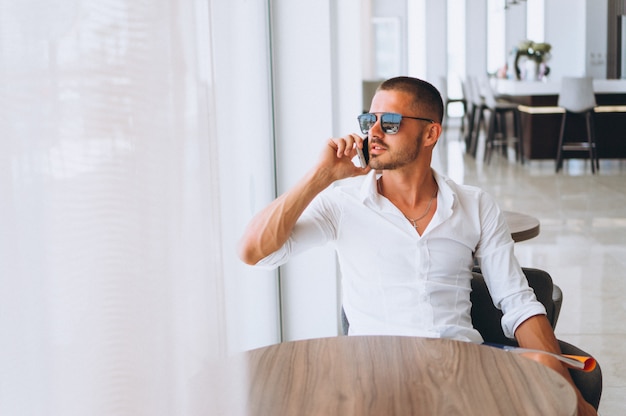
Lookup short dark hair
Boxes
[377,76,444,123]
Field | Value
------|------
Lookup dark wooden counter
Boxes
[500,93,626,160]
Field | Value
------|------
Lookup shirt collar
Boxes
[432,169,457,219]
[359,170,380,203]
[360,168,458,215]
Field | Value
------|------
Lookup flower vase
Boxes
[525,60,538,81]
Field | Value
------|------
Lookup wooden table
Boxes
[243,336,576,416]
[503,210,540,242]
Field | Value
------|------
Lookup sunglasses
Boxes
[357,112,435,135]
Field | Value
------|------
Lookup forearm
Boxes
[237,166,335,265]
[515,315,597,416]
[514,314,562,352]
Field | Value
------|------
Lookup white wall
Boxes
[545,0,587,78]
[426,0,448,84]
[586,0,609,78]
[407,0,427,78]
[505,2,527,60]
[465,0,488,77]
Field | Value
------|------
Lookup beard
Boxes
[368,137,421,170]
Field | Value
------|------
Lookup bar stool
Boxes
[462,78,477,152]
[555,77,599,173]
[438,76,466,136]
[475,77,523,164]
[467,76,486,156]
[483,78,523,164]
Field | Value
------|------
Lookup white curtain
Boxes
[0,0,248,414]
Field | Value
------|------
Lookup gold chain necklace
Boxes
[378,179,438,230]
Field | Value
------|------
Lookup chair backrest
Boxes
[477,76,499,108]
[460,79,470,104]
[558,76,596,113]
[467,76,483,106]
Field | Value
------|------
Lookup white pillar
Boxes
[270,0,362,341]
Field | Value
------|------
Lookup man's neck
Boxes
[379,168,437,209]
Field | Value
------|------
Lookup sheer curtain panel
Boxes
[0,0,247,415]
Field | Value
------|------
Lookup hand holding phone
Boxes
[355,137,369,168]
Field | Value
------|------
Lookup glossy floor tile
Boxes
[436,123,626,415]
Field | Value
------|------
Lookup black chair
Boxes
[341,267,602,410]
[470,268,602,410]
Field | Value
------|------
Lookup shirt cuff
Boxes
[501,302,547,339]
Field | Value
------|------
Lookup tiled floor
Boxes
[435,123,626,415]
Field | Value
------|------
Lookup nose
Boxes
[368,114,384,137]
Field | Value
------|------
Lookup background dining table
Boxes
[503,210,541,242]
[241,335,576,416]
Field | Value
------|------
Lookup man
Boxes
[238,76,595,415]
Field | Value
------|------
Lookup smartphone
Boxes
[356,137,369,168]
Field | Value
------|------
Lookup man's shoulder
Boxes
[333,174,369,188]
[330,173,373,197]
[435,171,485,198]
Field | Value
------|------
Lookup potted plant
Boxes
[514,40,552,80]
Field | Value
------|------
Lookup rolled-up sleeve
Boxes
[475,193,547,339]
[254,190,340,270]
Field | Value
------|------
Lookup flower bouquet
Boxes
[514,40,552,80]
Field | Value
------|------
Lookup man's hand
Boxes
[315,134,371,182]
[519,351,597,416]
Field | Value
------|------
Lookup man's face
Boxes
[366,90,427,171]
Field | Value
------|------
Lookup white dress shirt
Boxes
[256,169,546,343]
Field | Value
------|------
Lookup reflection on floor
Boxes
[436,121,626,415]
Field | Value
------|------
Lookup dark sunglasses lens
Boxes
[380,113,401,134]
[358,113,376,134]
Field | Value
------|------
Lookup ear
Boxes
[423,122,442,147]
